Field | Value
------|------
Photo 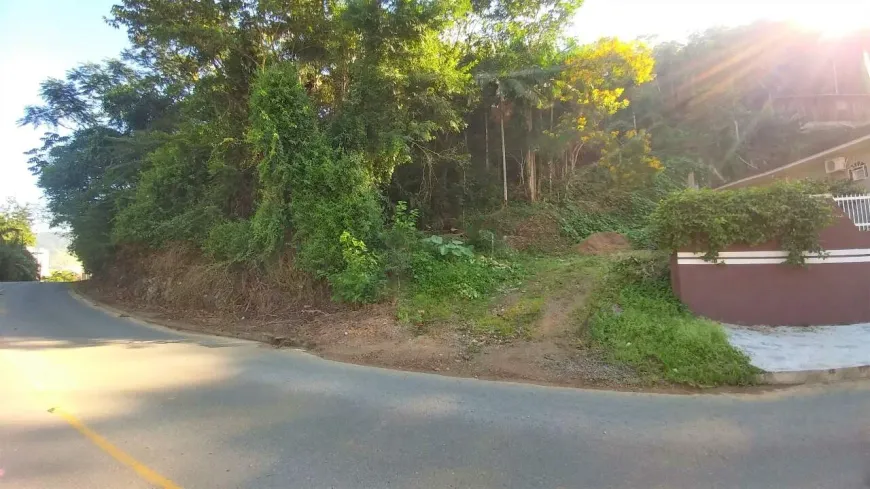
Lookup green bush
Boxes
[44,270,79,282]
[552,161,700,250]
[381,201,421,279]
[557,206,625,240]
[204,219,253,262]
[113,140,213,247]
[410,250,516,301]
[799,177,863,195]
[0,201,39,281]
[397,241,520,326]
[464,227,510,257]
[198,62,391,304]
[0,243,38,281]
[652,181,835,265]
[328,232,386,303]
[585,253,758,386]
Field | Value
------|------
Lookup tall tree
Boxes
[0,200,39,282]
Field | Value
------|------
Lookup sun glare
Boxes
[784,5,870,38]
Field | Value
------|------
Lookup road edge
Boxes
[67,286,268,347]
[70,285,859,391]
[760,365,870,385]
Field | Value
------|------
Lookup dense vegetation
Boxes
[0,201,39,282]
[19,3,865,302]
[44,270,80,283]
[652,181,836,265]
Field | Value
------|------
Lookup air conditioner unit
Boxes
[826,157,848,173]
[851,164,869,181]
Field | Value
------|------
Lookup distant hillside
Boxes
[35,232,83,273]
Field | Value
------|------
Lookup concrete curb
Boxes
[759,365,870,385]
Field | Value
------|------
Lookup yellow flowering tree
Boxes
[550,38,656,184]
[599,129,663,188]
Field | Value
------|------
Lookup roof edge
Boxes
[717,133,870,190]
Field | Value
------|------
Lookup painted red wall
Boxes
[672,212,870,326]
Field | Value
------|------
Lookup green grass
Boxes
[397,248,757,387]
[397,253,605,340]
[586,254,760,386]
[395,253,522,330]
[473,297,545,339]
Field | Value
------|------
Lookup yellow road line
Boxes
[48,407,182,489]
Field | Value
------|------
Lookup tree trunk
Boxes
[564,150,569,194]
[519,154,525,187]
[527,149,536,201]
[484,110,490,171]
[548,158,554,196]
[548,105,554,198]
[526,106,537,202]
[500,103,508,205]
[570,143,582,173]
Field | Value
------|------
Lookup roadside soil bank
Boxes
[75,276,647,390]
[73,282,797,394]
[73,242,774,392]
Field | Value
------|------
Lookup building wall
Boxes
[25,247,50,278]
[671,212,870,326]
[726,147,870,190]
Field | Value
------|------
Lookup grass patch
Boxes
[397,248,756,387]
[585,254,760,386]
[473,297,546,339]
[398,253,606,340]
[520,254,607,295]
[396,253,522,329]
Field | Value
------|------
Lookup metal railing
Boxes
[833,194,870,231]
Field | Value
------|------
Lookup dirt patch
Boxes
[74,246,650,390]
[575,232,632,255]
[473,341,641,386]
[500,214,570,252]
[76,288,643,391]
[94,244,335,317]
[536,297,584,339]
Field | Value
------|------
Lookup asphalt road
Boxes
[1,282,870,488]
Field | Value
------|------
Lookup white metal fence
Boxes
[833,194,870,231]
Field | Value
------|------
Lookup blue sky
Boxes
[2,0,868,230]
[0,0,127,226]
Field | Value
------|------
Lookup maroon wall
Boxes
[672,212,870,326]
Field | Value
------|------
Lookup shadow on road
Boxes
[2,281,870,488]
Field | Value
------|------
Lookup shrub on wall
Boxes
[651,181,835,265]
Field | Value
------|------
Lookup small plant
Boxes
[464,227,510,257]
[474,229,497,256]
[421,235,474,259]
[328,231,385,303]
